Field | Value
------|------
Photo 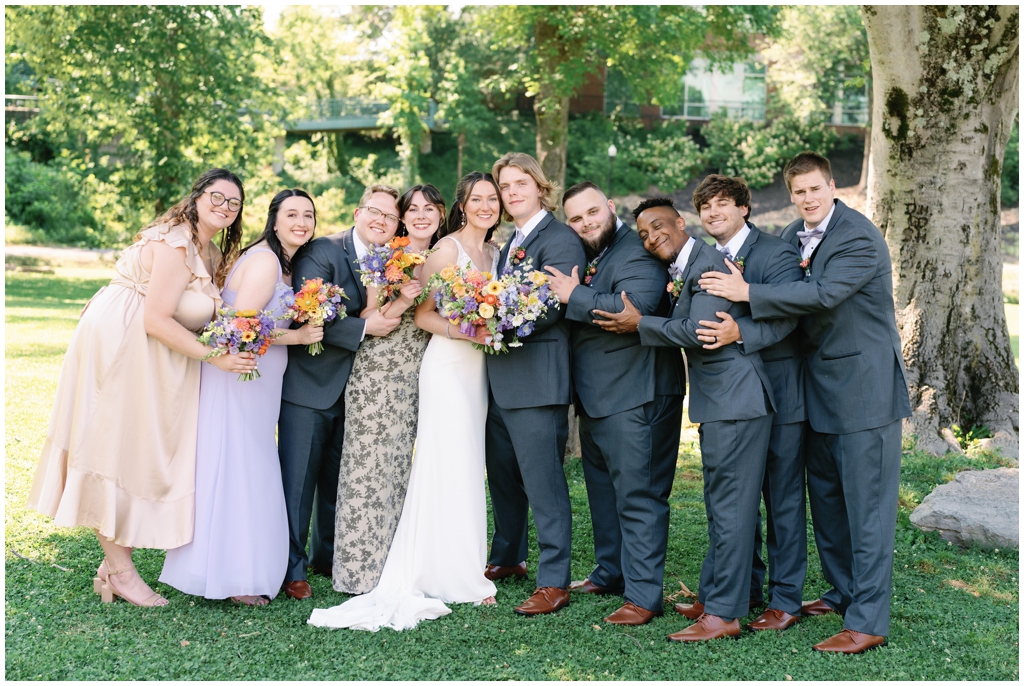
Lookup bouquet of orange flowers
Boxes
[284,277,348,355]
[197,308,279,381]
[357,236,429,309]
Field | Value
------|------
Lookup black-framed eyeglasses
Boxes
[358,205,400,226]
[205,191,242,212]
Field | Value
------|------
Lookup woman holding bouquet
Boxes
[28,169,257,607]
[161,189,322,605]
[309,172,499,631]
[331,184,443,594]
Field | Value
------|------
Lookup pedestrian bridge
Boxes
[286,97,442,133]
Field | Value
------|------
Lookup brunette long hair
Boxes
[142,168,246,288]
[397,183,446,247]
[237,189,317,277]
[440,172,502,243]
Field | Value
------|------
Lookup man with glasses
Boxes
[278,184,403,600]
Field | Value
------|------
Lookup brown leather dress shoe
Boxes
[801,598,836,616]
[604,601,662,625]
[484,562,528,581]
[667,614,740,642]
[674,601,705,620]
[747,608,800,631]
[675,599,760,620]
[813,629,886,654]
[513,587,569,615]
[570,578,612,594]
[282,580,312,600]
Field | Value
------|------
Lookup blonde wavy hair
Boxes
[491,152,559,223]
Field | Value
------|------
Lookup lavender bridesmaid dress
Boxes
[160,248,290,599]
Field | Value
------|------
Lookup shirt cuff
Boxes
[359,318,367,342]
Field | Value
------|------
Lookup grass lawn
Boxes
[5,267,1019,680]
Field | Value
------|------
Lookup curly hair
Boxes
[141,168,246,288]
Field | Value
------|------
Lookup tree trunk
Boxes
[533,14,570,193]
[862,5,1019,456]
[857,81,873,190]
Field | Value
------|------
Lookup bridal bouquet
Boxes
[487,258,560,353]
[286,277,348,355]
[357,236,429,309]
[198,308,279,381]
[425,264,501,348]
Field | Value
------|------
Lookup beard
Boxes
[581,213,618,260]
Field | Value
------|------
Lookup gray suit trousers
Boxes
[578,394,683,612]
[278,397,345,582]
[696,413,772,620]
[485,400,572,589]
[807,419,902,636]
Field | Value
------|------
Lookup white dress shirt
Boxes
[716,223,751,262]
[800,202,836,260]
[672,236,697,275]
[351,229,369,340]
[504,208,549,270]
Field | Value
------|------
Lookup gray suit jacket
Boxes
[281,228,368,410]
[566,223,685,419]
[485,213,587,409]
[638,238,774,424]
[749,200,912,434]
[730,224,806,425]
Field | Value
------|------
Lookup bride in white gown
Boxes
[308,172,503,632]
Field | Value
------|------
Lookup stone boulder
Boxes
[909,468,1018,549]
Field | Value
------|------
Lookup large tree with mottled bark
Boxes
[483,5,779,192]
[862,5,1019,456]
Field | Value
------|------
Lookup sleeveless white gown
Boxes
[308,236,498,631]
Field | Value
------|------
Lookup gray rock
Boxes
[909,468,1018,549]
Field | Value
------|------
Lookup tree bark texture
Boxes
[533,14,570,193]
[862,5,1019,456]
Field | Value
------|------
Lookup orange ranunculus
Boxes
[484,294,497,305]
[390,236,411,249]
[385,264,404,282]
[232,317,252,331]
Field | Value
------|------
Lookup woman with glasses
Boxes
[28,169,256,607]
[161,189,324,605]
[331,184,444,595]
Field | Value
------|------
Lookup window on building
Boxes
[663,58,767,121]
[832,70,869,126]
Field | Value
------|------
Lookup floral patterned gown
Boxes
[331,305,431,593]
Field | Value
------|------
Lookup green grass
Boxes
[5,267,1020,680]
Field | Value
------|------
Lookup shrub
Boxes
[4,149,112,246]
[701,111,838,188]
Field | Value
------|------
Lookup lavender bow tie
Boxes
[796,227,825,248]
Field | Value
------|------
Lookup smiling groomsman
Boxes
[678,175,807,631]
[544,182,685,625]
[277,185,402,600]
[700,152,912,653]
[592,198,775,642]
[484,152,587,616]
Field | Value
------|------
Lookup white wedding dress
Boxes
[308,236,498,632]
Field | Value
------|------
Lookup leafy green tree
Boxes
[6,5,274,216]
[481,5,780,190]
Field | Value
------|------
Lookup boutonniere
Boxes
[510,247,526,267]
[733,256,745,274]
[666,276,684,298]
[584,260,598,286]
[799,257,811,277]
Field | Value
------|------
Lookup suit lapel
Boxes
[735,224,760,264]
[808,200,845,271]
[519,212,552,255]
[341,228,367,304]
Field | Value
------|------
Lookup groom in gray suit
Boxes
[544,182,685,625]
[484,152,587,616]
[594,198,775,642]
[277,185,402,600]
[700,152,912,653]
